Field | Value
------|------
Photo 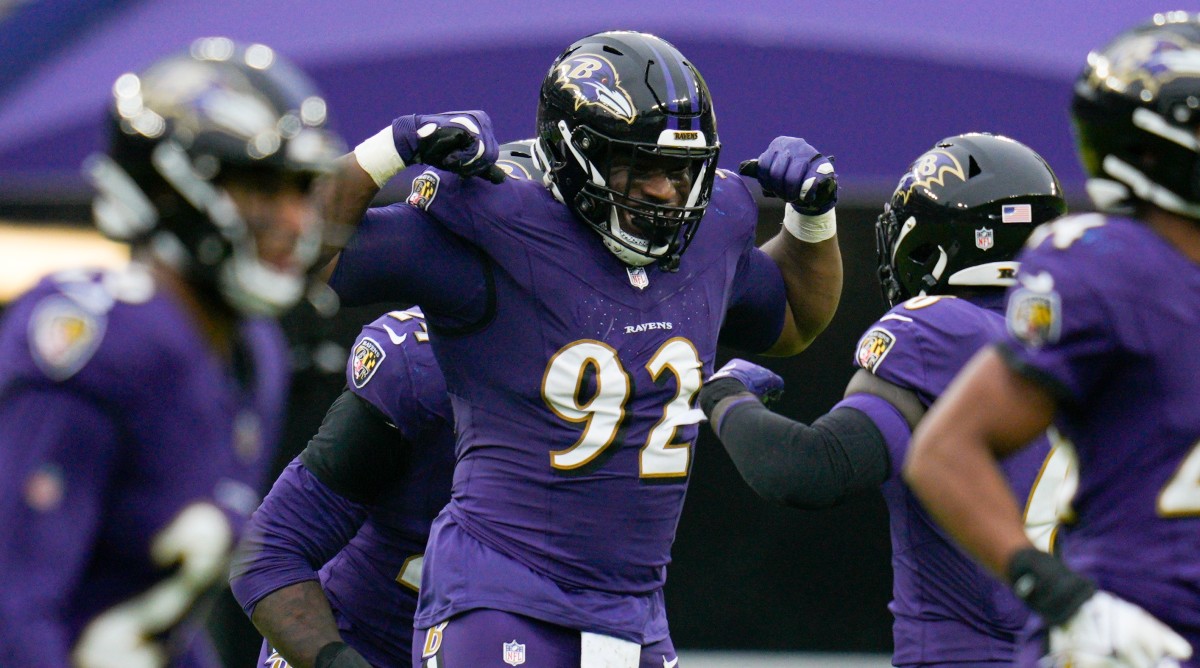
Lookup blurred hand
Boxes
[1046,591,1192,668]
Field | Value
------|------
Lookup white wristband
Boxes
[783,203,837,243]
[353,126,407,188]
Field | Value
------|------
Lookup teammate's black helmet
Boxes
[535,30,720,270]
[86,37,345,316]
[496,139,545,182]
[876,133,1067,307]
[1072,11,1200,220]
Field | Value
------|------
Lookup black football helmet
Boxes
[535,30,720,270]
[876,133,1067,306]
[496,139,546,182]
[1072,12,1200,219]
[85,37,345,316]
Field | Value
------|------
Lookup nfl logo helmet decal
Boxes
[554,54,636,123]
[503,640,526,666]
[975,227,994,250]
[351,337,386,388]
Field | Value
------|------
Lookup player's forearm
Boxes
[230,462,368,618]
[251,581,345,668]
[315,153,382,276]
[905,348,1057,575]
[904,409,1033,577]
[714,401,888,508]
[760,232,842,355]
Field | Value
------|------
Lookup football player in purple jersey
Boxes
[315,30,842,668]
[0,38,343,668]
[906,13,1200,668]
[228,142,542,668]
[698,132,1068,667]
[230,308,454,668]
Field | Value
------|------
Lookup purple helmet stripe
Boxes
[643,39,694,131]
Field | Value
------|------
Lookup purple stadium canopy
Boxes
[0,0,1159,203]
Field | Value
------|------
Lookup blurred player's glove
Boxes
[699,359,784,435]
[73,503,233,668]
[1046,592,1192,668]
[1007,548,1192,668]
[316,641,374,668]
[354,110,505,187]
[739,137,838,215]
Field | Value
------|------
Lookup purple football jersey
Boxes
[231,307,455,665]
[999,213,1200,656]
[836,293,1051,665]
[324,309,456,662]
[0,266,289,667]
[331,169,781,642]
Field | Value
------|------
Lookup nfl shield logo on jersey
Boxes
[627,266,649,290]
[975,227,994,250]
[503,640,526,666]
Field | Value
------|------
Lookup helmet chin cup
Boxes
[219,253,306,317]
[605,213,660,267]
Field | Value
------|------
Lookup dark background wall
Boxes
[670,200,895,651]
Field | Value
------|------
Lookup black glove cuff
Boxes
[1006,547,1095,626]
[699,378,749,418]
[316,641,372,668]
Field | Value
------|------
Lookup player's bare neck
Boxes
[150,262,238,359]
[1144,207,1200,266]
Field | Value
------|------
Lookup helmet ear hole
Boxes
[968,155,982,178]
[907,243,937,265]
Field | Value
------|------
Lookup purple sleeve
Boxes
[833,392,913,481]
[718,247,787,354]
[329,203,491,327]
[228,460,369,617]
[0,390,118,666]
[999,239,1117,405]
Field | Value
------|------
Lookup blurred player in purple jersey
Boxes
[315,29,842,668]
[698,132,1067,667]
[0,38,343,668]
[906,12,1200,668]
[228,142,541,668]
